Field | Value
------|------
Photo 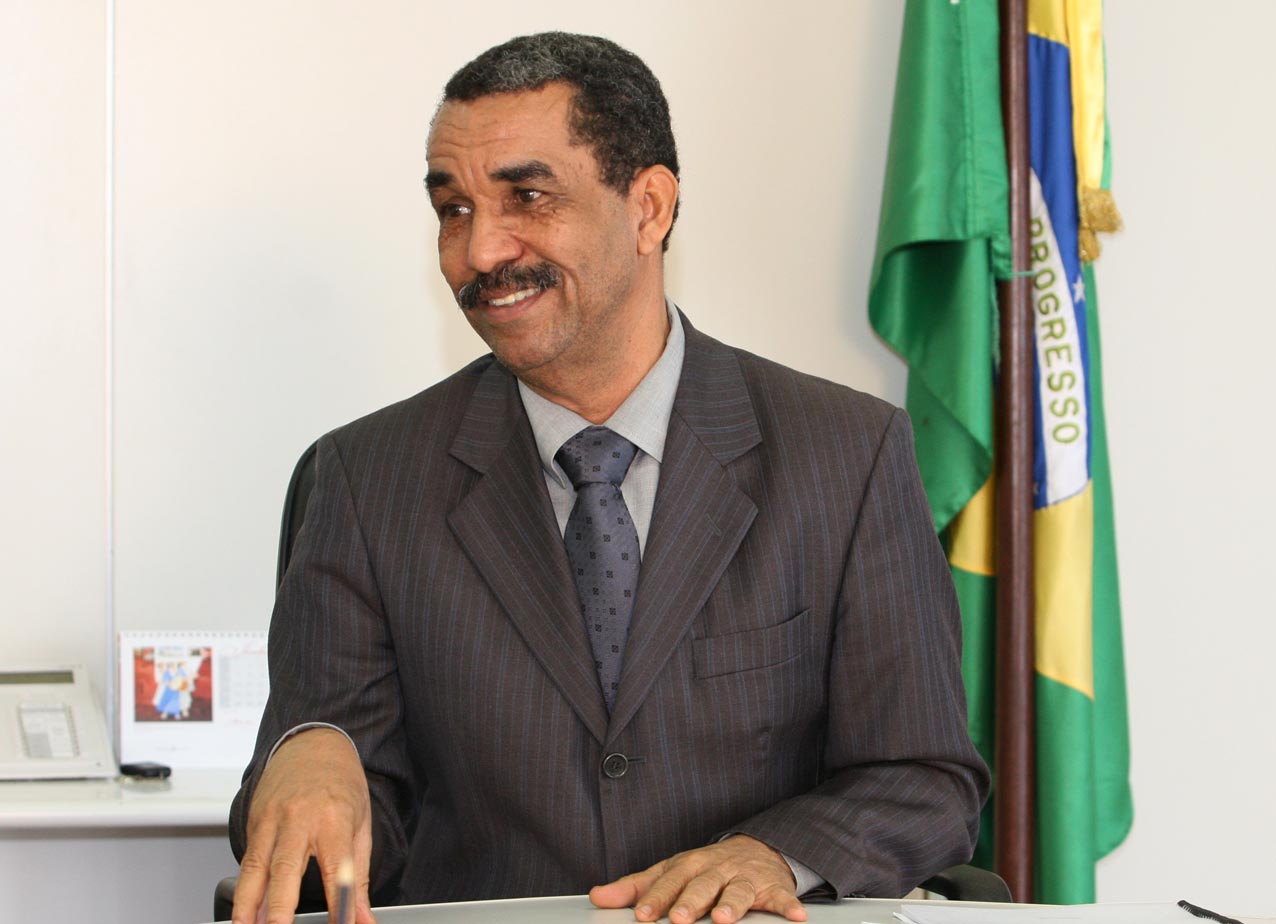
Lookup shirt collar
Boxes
[518,299,685,488]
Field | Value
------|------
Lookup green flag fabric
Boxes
[869,0,1009,537]
[868,0,1132,903]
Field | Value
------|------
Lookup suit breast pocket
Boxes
[692,608,816,679]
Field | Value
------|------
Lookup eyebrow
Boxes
[491,160,557,184]
[424,170,452,192]
[424,160,558,195]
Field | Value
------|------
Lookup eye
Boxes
[514,188,542,204]
[438,202,472,220]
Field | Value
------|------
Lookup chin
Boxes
[476,322,579,379]
[482,337,547,375]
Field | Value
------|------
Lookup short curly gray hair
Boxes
[442,32,680,249]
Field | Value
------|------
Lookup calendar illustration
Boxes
[132,645,213,722]
[118,630,268,768]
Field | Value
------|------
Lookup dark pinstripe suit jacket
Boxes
[230,314,989,902]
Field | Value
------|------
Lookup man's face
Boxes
[426,83,643,379]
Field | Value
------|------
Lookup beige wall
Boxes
[1,0,108,731]
[1093,1,1276,913]
[2,0,1273,919]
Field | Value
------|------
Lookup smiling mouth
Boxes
[486,287,542,307]
[457,262,560,311]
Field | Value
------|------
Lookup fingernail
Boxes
[636,905,652,919]
[673,907,689,922]
[720,905,734,919]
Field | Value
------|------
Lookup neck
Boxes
[520,292,670,424]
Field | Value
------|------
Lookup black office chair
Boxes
[276,440,319,588]
[214,443,1010,919]
[216,443,328,921]
[919,865,1010,901]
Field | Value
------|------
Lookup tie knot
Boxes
[555,426,638,489]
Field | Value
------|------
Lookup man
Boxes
[230,32,988,924]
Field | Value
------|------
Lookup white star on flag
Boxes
[1072,274,1086,304]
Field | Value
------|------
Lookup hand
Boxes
[589,834,808,924]
[232,728,377,924]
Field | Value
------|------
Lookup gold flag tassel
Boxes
[1078,186,1122,262]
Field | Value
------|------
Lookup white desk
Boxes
[0,766,242,828]
[0,769,242,924]
[297,896,939,923]
[276,896,1276,924]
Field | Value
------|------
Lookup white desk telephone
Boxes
[0,666,115,780]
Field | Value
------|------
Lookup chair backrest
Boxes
[920,864,1012,902]
[215,441,322,922]
[276,440,319,588]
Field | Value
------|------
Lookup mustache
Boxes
[457,263,561,310]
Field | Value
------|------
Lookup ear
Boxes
[630,165,679,256]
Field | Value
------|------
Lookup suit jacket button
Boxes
[602,753,629,779]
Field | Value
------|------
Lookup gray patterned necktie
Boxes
[555,426,641,712]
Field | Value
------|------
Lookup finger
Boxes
[315,828,365,923]
[708,876,757,924]
[355,890,377,924]
[650,869,726,924]
[353,815,377,924]
[264,827,313,924]
[588,865,663,911]
[755,883,808,922]
[322,857,356,924]
[311,799,367,923]
[232,825,278,924]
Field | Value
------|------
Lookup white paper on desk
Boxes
[896,902,1197,924]
[118,630,269,768]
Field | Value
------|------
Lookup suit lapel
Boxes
[447,360,610,744]
[607,320,762,741]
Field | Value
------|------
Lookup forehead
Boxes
[427,83,580,172]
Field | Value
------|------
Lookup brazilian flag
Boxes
[868,0,1132,903]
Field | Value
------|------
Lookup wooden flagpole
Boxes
[994,0,1037,903]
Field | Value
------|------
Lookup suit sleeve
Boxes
[229,433,418,898]
[732,408,990,898]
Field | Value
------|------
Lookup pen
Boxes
[336,857,354,924]
[1179,899,1244,924]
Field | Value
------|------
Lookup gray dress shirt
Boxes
[517,301,685,556]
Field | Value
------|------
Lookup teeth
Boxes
[487,287,540,307]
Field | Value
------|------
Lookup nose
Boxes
[465,208,522,274]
